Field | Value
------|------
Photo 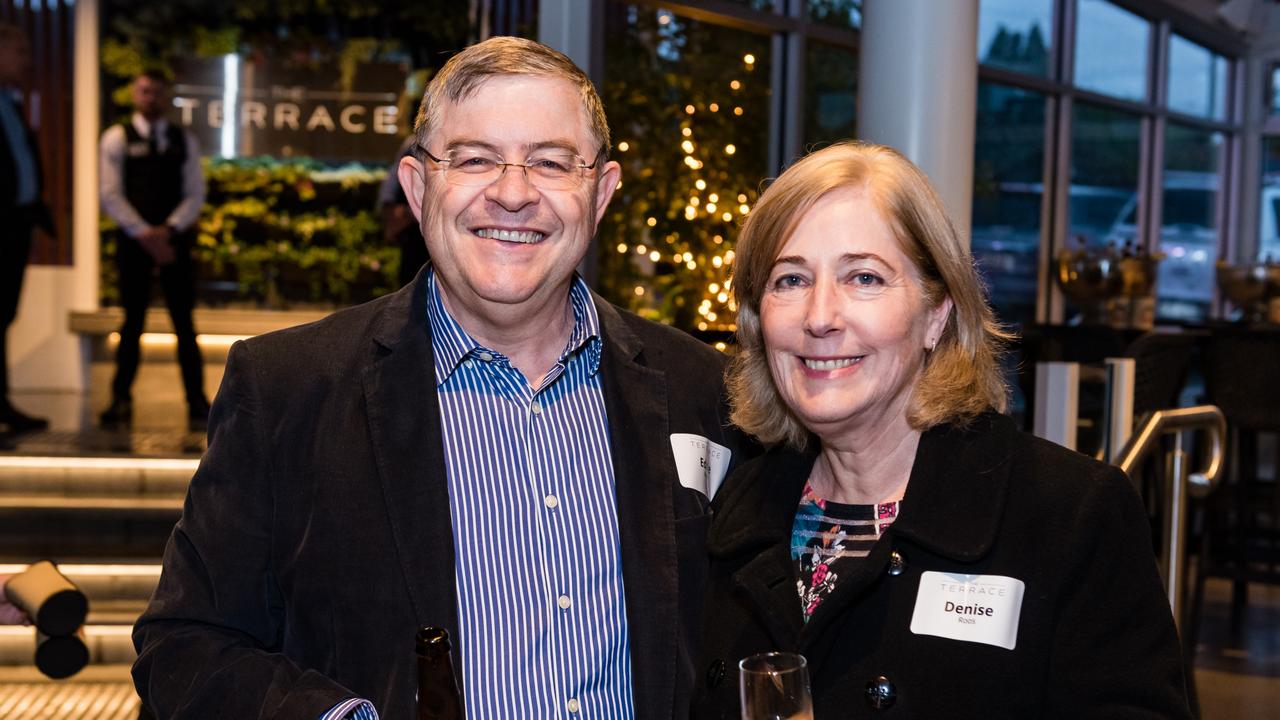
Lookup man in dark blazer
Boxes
[133,37,751,720]
[0,21,50,433]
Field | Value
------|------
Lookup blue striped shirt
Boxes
[430,270,633,719]
[321,271,634,720]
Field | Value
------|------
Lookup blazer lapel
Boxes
[362,274,462,662]
[594,296,680,720]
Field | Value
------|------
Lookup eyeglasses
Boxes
[420,145,602,191]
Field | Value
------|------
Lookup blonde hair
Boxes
[728,141,1011,449]
[412,36,609,157]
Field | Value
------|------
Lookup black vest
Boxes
[122,120,187,226]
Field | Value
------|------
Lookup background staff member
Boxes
[99,69,209,431]
[693,142,1190,719]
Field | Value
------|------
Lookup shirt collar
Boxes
[426,268,602,386]
[131,112,166,138]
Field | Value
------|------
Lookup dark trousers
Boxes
[0,217,33,408]
[110,232,205,405]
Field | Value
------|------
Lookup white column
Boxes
[538,0,602,84]
[857,0,978,238]
[10,0,99,393]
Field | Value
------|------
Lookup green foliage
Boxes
[101,157,399,308]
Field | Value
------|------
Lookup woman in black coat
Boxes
[692,142,1191,719]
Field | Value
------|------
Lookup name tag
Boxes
[669,433,731,500]
[909,571,1025,650]
[126,141,151,157]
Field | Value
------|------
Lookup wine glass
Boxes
[738,651,814,720]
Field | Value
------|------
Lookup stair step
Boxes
[0,626,138,667]
[0,456,195,499]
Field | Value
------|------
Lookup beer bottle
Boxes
[416,626,464,720]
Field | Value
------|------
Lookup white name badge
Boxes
[909,571,1025,650]
[669,433,732,500]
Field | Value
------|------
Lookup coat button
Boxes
[887,550,906,576]
[865,675,897,709]
[706,659,726,688]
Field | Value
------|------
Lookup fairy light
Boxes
[681,140,695,154]
[709,283,720,293]
[705,202,717,213]
[634,285,646,296]
[737,193,747,203]
[649,250,661,262]
[717,292,729,303]
[743,54,756,65]
[616,243,627,254]
[712,256,723,268]
[695,179,706,190]
[722,211,733,222]
[646,217,656,227]
[684,206,697,220]
[725,144,736,155]
[713,234,723,244]
[709,193,718,202]
[682,127,692,137]
[709,103,719,112]
[636,244,648,254]
[714,341,728,352]
[682,252,693,262]
[739,204,750,214]
[733,106,743,116]
[730,80,741,90]
[689,196,700,206]
[686,260,697,270]
[685,104,696,114]
[618,141,630,152]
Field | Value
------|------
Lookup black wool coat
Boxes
[691,412,1191,719]
[132,269,755,720]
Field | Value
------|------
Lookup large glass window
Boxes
[1270,64,1280,115]
[1167,35,1228,120]
[977,0,1053,77]
[804,41,857,147]
[1262,138,1280,262]
[808,0,862,31]
[599,4,771,333]
[1157,125,1222,322]
[1074,0,1149,102]
[1068,103,1141,252]
[972,82,1047,328]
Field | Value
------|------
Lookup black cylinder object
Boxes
[35,632,90,680]
[4,561,89,637]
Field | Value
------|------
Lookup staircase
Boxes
[0,451,195,719]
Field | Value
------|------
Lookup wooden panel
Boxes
[3,0,74,266]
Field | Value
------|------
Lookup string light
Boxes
[730,80,741,90]
[722,211,733,222]
[681,140,695,154]
[733,106,743,116]
[649,250,661,262]
[709,103,719,112]
[682,127,692,137]
[709,193,718,202]
[636,244,648,254]
[743,54,756,65]
[618,141,630,152]
[737,193,747,203]
[725,144,736,155]
[705,202,717,213]
[685,104,696,114]
[634,285,646,296]
[616,243,627,254]
[695,179,706,190]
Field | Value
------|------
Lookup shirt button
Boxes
[462,359,474,369]
[531,400,543,415]
[478,351,494,362]
[566,698,580,713]
[558,594,572,609]
[544,494,559,509]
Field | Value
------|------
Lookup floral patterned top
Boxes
[791,481,901,621]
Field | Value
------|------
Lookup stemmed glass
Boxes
[738,652,814,720]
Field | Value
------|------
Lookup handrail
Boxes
[1111,404,1227,631]
[1114,405,1227,498]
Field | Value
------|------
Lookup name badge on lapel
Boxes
[909,571,1025,650]
[669,433,731,500]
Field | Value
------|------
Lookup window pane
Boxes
[1261,137,1280,262]
[804,41,857,147]
[1068,103,1141,250]
[1167,35,1229,121]
[1157,125,1222,323]
[978,0,1052,77]
[1271,64,1280,115]
[808,0,862,31]
[1065,103,1141,324]
[972,83,1047,328]
[599,5,772,333]
[1074,0,1149,102]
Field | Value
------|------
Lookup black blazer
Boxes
[692,412,1191,719]
[0,93,51,231]
[133,270,753,719]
